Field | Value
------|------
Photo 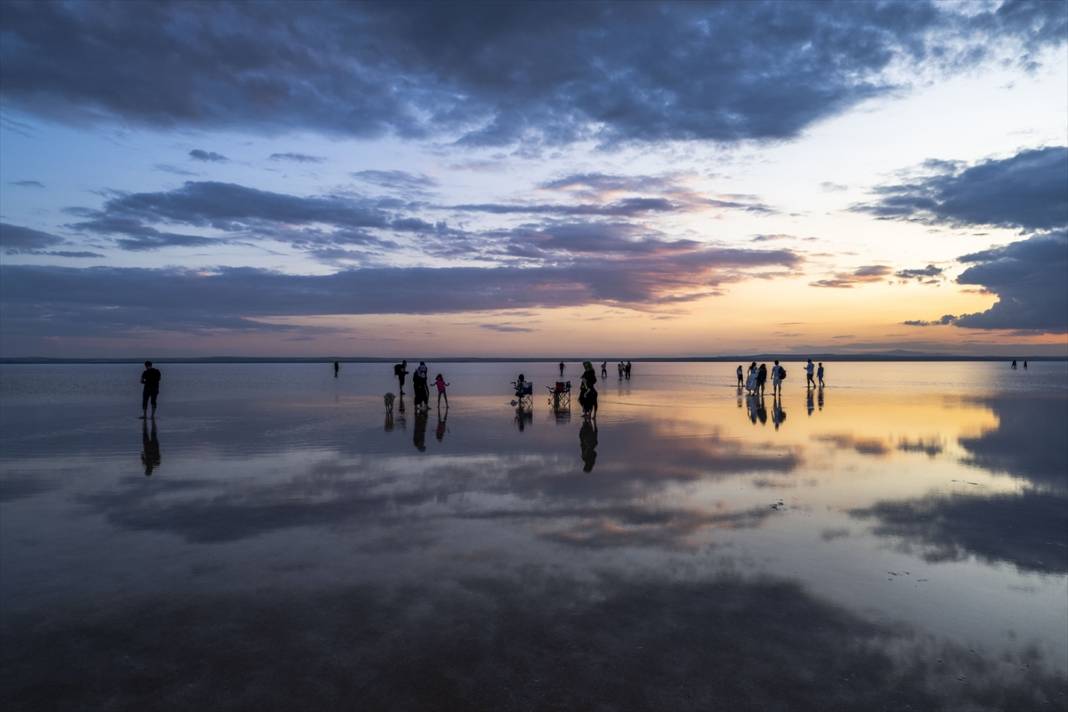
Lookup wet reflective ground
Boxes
[2,361,1066,711]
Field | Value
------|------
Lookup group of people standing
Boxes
[393,359,449,412]
[738,359,825,396]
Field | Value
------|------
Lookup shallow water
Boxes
[2,361,1066,711]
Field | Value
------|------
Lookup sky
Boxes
[1,0,1066,358]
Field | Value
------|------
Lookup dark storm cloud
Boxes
[1,2,1062,147]
[954,230,1068,331]
[188,149,228,163]
[8,179,44,188]
[810,264,891,288]
[855,146,1068,231]
[269,152,325,164]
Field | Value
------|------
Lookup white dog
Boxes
[384,392,396,415]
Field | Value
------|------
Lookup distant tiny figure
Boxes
[757,363,768,396]
[434,373,449,410]
[1024,360,1028,369]
[817,362,825,387]
[140,361,161,419]
[736,365,744,387]
[333,360,340,378]
[624,361,632,380]
[559,361,565,377]
[141,419,161,476]
[771,359,784,395]
[394,359,408,394]
[1011,359,1018,370]
[805,359,815,389]
[601,361,608,378]
[618,362,624,379]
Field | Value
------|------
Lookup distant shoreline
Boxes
[2,354,1065,365]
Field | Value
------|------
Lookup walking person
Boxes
[140,361,161,419]
[736,364,744,387]
[805,359,815,389]
[434,373,450,411]
[601,361,608,378]
[817,362,825,387]
[771,360,784,396]
[394,359,408,395]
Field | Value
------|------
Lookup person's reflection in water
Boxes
[384,411,395,432]
[579,418,598,472]
[736,385,743,409]
[817,385,824,411]
[807,388,815,416]
[772,396,787,430]
[413,409,428,451]
[514,405,533,432]
[756,395,767,425]
[140,419,161,477]
[746,393,759,424]
[435,411,448,442]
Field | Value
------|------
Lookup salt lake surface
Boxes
[2,361,1066,711]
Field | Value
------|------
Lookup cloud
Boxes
[9,180,44,188]
[954,230,1068,331]
[351,170,437,193]
[480,324,533,333]
[269,152,325,164]
[819,181,848,192]
[154,163,198,176]
[894,264,943,280]
[0,222,64,253]
[188,149,228,163]
[810,265,891,288]
[0,238,799,344]
[2,2,1062,147]
[902,314,957,327]
[855,146,1068,231]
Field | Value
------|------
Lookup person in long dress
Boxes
[745,362,758,393]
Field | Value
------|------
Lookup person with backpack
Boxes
[772,359,785,395]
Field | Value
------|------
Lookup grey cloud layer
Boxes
[856,146,1068,231]
[2,1,1062,147]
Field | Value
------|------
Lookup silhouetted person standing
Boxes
[624,361,632,379]
[1024,360,1028,369]
[601,361,608,378]
[771,360,783,395]
[334,360,340,377]
[394,359,408,394]
[817,362,825,387]
[140,361,161,419]
[757,363,767,396]
[1011,359,1018,370]
[141,419,161,476]
[736,365,744,387]
[559,361,565,377]
[805,359,815,389]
